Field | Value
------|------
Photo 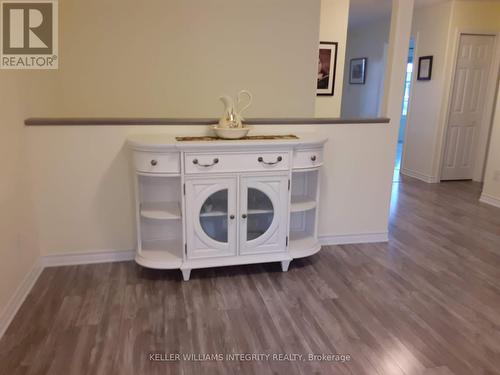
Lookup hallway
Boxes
[1,176,499,375]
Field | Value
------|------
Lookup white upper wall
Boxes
[341,18,391,118]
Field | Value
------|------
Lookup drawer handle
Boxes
[193,158,219,167]
[150,159,158,166]
[258,156,282,165]
[311,155,317,162]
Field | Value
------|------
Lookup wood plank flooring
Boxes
[1,176,500,374]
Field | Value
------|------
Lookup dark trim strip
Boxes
[25,117,390,126]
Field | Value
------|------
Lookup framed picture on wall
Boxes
[417,56,433,81]
[349,58,367,84]
[317,41,338,96]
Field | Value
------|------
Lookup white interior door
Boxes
[442,34,495,181]
[239,175,289,254]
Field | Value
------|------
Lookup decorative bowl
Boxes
[212,125,250,139]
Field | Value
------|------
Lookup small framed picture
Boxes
[317,41,338,96]
[349,58,367,84]
[417,56,433,81]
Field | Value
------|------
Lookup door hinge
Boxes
[288,179,291,191]
[286,236,288,247]
[184,243,187,255]
[183,183,186,195]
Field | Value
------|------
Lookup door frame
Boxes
[438,29,500,182]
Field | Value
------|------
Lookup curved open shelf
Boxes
[289,232,321,258]
[291,196,317,213]
[140,202,181,220]
[137,239,182,269]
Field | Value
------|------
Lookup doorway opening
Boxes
[394,38,415,183]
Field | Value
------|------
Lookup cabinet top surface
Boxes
[128,133,327,152]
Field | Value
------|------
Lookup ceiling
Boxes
[348,0,500,29]
[348,0,393,28]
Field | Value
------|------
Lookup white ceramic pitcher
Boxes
[218,90,253,128]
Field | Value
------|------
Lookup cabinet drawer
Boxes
[293,148,323,170]
[184,152,289,174]
[133,151,180,174]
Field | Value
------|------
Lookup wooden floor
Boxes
[1,176,500,375]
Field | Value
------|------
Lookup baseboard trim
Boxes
[480,193,500,209]
[401,168,439,183]
[41,249,135,267]
[319,232,389,246]
[0,261,43,339]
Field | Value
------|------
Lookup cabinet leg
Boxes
[181,269,191,281]
[281,260,291,272]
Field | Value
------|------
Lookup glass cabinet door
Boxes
[185,177,237,259]
[240,175,288,254]
[199,189,228,243]
[246,188,274,241]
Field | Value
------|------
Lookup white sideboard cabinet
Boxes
[128,134,327,281]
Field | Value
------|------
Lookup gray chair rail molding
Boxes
[24,117,390,126]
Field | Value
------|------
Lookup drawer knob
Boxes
[242,214,247,219]
[311,155,317,162]
[258,156,283,165]
[150,159,158,166]
[193,158,219,167]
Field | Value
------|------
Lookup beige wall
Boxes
[403,0,500,182]
[26,0,414,256]
[341,18,391,118]
[0,72,54,327]
[451,0,500,29]
[482,80,500,204]
[402,1,453,181]
[52,0,320,118]
[315,0,350,117]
